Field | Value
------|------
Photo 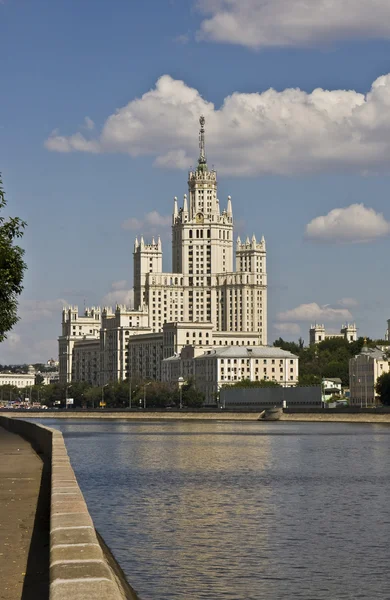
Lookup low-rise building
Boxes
[349,345,389,406]
[322,378,342,402]
[0,365,36,389]
[162,345,299,405]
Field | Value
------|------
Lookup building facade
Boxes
[309,323,357,345]
[0,367,36,389]
[162,346,299,405]
[59,306,101,383]
[349,345,389,406]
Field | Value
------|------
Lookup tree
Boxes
[226,378,280,388]
[180,378,205,408]
[0,174,27,342]
[375,373,390,405]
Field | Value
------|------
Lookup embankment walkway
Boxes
[0,418,139,600]
[0,427,49,600]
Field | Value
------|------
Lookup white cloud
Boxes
[338,297,359,308]
[45,73,390,176]
[0,297,68,364]
[102,283,134,308]
[45,129,99,153]
[277,303,353,323]
[305,204,390,243]
[122,211,170,233]
[274,323,301,335]
[111,280,128,291]
[196,0,390,48]
[83,116,95,130]
[19,299,69,323]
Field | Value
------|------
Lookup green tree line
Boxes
[0,378,205,409]
[273,337,389,387]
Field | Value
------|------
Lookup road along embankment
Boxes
[0,416,139,600]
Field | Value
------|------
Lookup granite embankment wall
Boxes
[0,410,262,420]
[0,416,138,600]
[2,410,390,423]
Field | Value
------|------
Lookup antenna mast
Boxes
[198,115,207,168]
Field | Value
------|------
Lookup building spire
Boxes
[197,115,207,172]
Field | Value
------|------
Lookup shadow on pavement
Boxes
[21,450,50,600]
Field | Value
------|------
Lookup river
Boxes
[39,419,390,599]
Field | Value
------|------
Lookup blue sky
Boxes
[2,0,390,362]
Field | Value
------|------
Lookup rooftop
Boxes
[194,346,298,360]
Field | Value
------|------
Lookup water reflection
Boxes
[39,420,390,600]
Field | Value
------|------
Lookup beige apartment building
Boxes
[162,346,299,405]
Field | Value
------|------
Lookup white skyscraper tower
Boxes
[132,116,267,343]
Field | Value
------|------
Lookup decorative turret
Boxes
[183,193,188,215]
[227,195,232,217]
[173,196,178,223]
[134,237,139,250]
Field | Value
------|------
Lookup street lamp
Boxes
[143,382,152,409]
[178,377,184,410]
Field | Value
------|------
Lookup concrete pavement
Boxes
[0,427,49,600]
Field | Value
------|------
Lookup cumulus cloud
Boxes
[111,280,128,291]
[83,116,95,130]
[122,211,170,233]
[102,283,134,308]
[305,204,390,243]
[196,0,390,48]
[274,323,301,335]
[45,73,390,176]
[277,303,353,323]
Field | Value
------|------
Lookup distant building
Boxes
[0,365,35,388]
[349,344,389,406]
[162,345,299,405]
[322,378,342,402]
[310,323,357,345]
[47,358,59,368]
[58,306,101,384]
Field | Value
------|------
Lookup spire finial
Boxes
[198,115,207,171]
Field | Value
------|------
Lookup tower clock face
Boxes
[195,212,204,224]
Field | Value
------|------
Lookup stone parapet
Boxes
[0,416,138,600]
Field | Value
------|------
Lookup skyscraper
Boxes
[133,116,267,343]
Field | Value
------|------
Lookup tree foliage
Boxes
[0,174,26,341]
[225,378,280,388]
[273,336,379,387]
[375,372,390,406]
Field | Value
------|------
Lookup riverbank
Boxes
[2,410,390,423]
[0,427,49,600]
[0,417,139,600]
